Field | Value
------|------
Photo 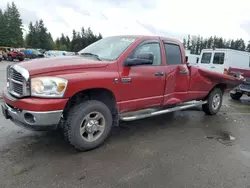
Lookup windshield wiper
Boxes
[80,52,102,61]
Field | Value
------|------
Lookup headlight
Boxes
[31,77,68,98]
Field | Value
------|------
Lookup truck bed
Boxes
[195,67,244,89]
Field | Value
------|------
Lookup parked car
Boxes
[1,35,243,151]
[0,47,25,61]
[228,67,250,100]
[36,49,46,54]
[0,51,2,62]
[7,48,25,61]
[0,46,11,60]
[197,48,250,75]
[44,50,67,57]
[24,49,45,59]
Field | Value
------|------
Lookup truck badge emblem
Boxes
[114,78,119,84]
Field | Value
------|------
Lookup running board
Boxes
[120,101,207,122]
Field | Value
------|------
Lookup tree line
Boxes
[183,35,250,55]
[0,2,102,52]
[1,2,250,53]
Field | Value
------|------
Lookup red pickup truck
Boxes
[1,35,243,151]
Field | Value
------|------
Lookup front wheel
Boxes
[18,57,24,61]
[230,92,243,100]
[202,88,223,115]
[63,100,113,151]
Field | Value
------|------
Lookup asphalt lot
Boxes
[1,61,250,188]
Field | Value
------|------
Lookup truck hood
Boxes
[18,56,110,75]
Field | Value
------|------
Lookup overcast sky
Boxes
[1,0,250,42]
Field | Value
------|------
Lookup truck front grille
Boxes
[7,65,30,98]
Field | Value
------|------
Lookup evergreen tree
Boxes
[0,9,8,46]
[246,41,250,52]
[187,35,191,50]
[183,34,250,55]
[182,38,187,49]
[25,19,56,50]
[2,2,23,47]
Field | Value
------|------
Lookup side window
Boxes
[201,52,212,64]
[130,43,161,65]
[213,52,225,64]
[164,43,182,65]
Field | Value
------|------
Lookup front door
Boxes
[118,40,166,113]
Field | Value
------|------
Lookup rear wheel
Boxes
[202,88,223,115]
[230,92,243,100]
[63,100,113,151]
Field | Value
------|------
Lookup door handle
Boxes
[211,66,215,68]
[155,72,164,76]
[179,70,188,74]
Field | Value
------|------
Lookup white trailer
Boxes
[197,48,250,74]
[185,50,200,66]
[187,54,200,66]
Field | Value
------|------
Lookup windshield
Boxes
[78,36,137,61]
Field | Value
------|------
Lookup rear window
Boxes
[201,52,212,64]
[213,52,225,65]
[164,43,182,65]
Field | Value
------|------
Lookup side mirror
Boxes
[124,52,154,66]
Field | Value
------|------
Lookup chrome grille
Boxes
[11,69,23,82]
[7,65,30,98]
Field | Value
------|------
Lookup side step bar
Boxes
[120,101,207,122]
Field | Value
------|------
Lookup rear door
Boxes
[211,51,226,74]
[161,41,190,105]
[198,51,213,71]
[118,39,166,112]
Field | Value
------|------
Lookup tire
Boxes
[202,88,223,115]
[8,56,13,61]
[18,57,24,61]
[230,92,243,100]
[63,100,113,151]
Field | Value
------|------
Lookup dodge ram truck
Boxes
[1,35,243,151]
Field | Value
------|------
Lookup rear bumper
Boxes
[1,102,62,131]
[230,85,250,94]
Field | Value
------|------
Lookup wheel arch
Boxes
[63,88,119,126]
[203,83,227,101]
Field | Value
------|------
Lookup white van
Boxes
[197,48,250,74]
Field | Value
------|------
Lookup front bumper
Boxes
[1,103,63,131]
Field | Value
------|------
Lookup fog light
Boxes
[24,113,36,124]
